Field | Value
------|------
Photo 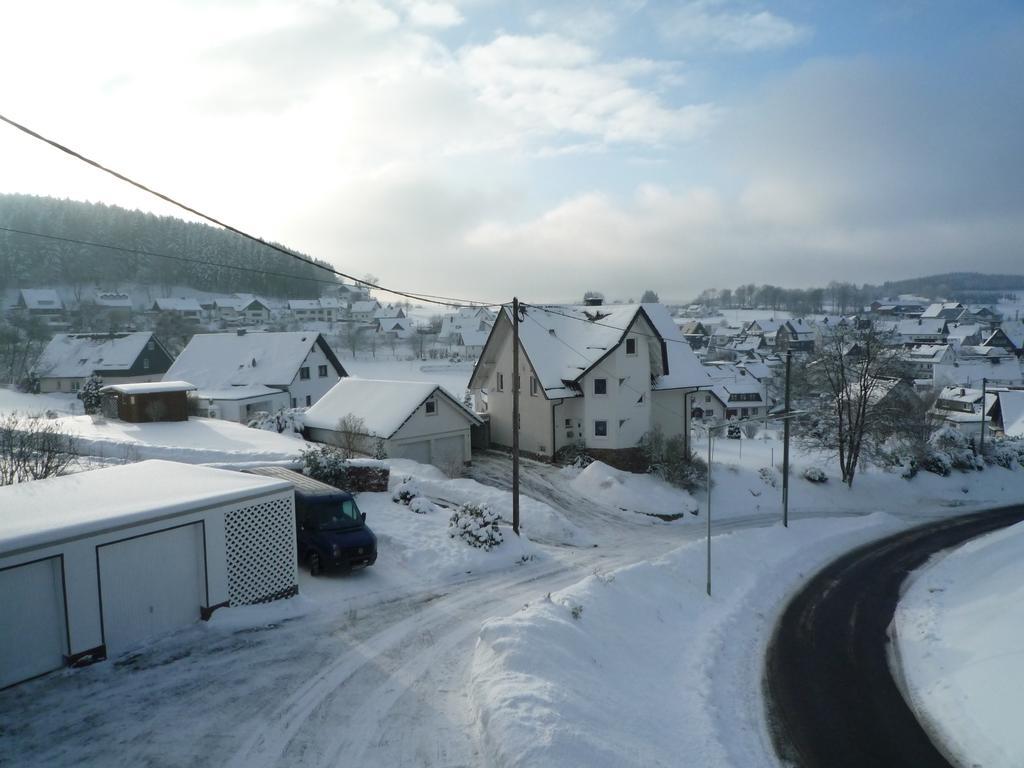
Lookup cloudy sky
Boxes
[1,0,1021,303]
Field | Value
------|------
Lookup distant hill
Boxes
[0,194,340,298]
[876,272,1024,302]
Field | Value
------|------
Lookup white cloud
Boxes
[458,34,716,146]
[403,0,464,28]
[661,1,810,53]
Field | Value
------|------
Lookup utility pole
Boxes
[782,350,792,528]
[980,377,987,456]
[706,426,713,597]
[511,297,520,536]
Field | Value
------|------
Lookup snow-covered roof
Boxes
[165,331,343,389]
[0,460,290,555]
[195,385,285,401]
[350,300,380,314]
[745,319,787,334]
[990,322,1024,349]
[937,385,986,405]
[153,297,202,312]
[34,332,157,378]
[288,299,321,310]
[905,344,951,363]
[922,302,965,318]
[998,391,1024,438]
[946,324,981,342]
[899,318,948,336]
[95,293,133,309]
[100,381,196,395]
[19,288,63,310]
[304,378,480,438]
[457,328,490,347]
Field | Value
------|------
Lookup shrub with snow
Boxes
[392,477,422,505]
[987,440,1024,470]
[409,496,436,515]
[300,444,349,489]
[448,502,503,551]
[758,467,778,488]
[246,408,304,434]
[926,427,983,473]
[77,374,104,415]
[640,427,707,491]
[802,466,827,483]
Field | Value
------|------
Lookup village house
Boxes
[468,303,709,468]
[349,299,381,323]
[901,344,955,381]
[151,297,203,322]
[163,330,347,421]
[91,293,134,326]
[929,385,997,437]
[991,390,1024,438]
[921,302,968,322]
[33,332,174,393]
[304,379,482,470]
[898,317,949,344]
[677,320,709,350]
[13,288,67,328]
[983,325,1024,357]
[99,381,195,423]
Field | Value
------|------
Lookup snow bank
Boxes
[470,514,903,768]
[567,460,698,518]
[893,520,1024,768]
[388,458,589,546]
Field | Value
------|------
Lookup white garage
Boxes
[0,460,296,689]
[303,378,482,473]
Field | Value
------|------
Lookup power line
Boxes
[520,301,713,348]
[0,111,498,309]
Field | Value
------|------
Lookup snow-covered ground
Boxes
[893,520,1024,768]
[4,420,1024,766]
[0,386,80,416]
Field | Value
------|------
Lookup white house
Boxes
[901,344,955,380]
[469,303,710,465]
[0,460,296,688]
[151,297,203,322]
[303,379,481,470]
[164,330,348,420]
[14,288,66,328]
[349,300,381,323]
[994,390,1024,438]
[34,332,174,393]
[898,318,949,344]
[929,386,997,437]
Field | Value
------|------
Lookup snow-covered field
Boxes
[893,520,1024,768]
[52,413,307,465]
[0,387,80,416]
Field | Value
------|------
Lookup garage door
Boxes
[390,440,431,465]
[0,557,67,688]
[430,435,465,468]
[98,524,206,657]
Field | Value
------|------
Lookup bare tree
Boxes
[0,414,78,486]
[336,413,369,459]
[796,322,916,487]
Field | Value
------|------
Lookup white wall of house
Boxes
[577,317,658,451]
[286,343,343,408]
[198,393,290,423]
[40,373,163,394]
[388,394,474,465]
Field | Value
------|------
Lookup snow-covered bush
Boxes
[640,428,707,491]
[77,374,104,415]
[448,502,503,550]
[246,408,304,434]
[899,457,919,479]
[988,440,1024,470]
[802,466,827,483]
[759,467,778,488]
[300,444,349,489]
[409,496,436,515]
[920,449,952,477]
[554,441,593,469]
[927,427,983,473]
[391,477,422,505]
[373,438,388,460]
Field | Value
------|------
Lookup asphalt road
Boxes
[765,504,1024,768]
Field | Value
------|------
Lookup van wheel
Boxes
[308,552,322,576]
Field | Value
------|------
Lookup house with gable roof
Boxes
[469,303,710,467]
[163,330,347,421]
[14,289,67,328]
[34,332,173,393]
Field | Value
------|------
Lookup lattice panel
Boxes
[224,495,297,605]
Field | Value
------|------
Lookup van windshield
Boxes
[310,499,362,530]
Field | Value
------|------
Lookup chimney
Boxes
[237,328,247,336]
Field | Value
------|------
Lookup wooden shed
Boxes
[100,381,195,423]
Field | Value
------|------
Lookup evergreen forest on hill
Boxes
[0,193,340,298]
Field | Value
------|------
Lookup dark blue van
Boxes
[244,466,377,575]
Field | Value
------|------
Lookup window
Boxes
[70,381,80,392]
[496,372,504,391]
[625,338,637,356]
[530,376,538,397]
[565,418,572,428]
[291,398,297,408]
[425,398,437,415]
[318,364,328,377]
[147,341,155,351]
[705,395,711,403]
[594,420,608,437]
[593,378,607,396]
[143,358,150,370]
[299,366,310,380]
[305,395,312,406]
